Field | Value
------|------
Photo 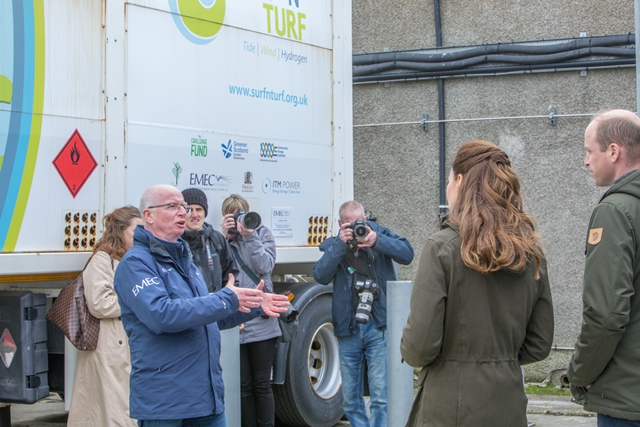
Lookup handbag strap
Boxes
[230,245,261,285]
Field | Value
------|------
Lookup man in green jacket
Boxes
[567,109,640,425]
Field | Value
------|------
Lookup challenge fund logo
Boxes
[169,0,226,45]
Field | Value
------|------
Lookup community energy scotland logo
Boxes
[260,142,277,158]
[259,142,287,163]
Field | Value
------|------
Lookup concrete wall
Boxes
[351,0,636,380]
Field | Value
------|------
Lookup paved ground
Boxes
[525,395,596,427]
[5,393,596,427]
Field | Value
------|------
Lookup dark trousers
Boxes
[598,414,640,427]
[240,337,277,427]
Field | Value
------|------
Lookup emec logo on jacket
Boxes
[132,276,161,296]
[169,0,226,44]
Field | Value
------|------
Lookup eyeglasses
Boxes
[147,203,192,214]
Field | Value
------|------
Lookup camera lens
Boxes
[239,211,261,229]
[351,220,368,239]
[354,225,367,238]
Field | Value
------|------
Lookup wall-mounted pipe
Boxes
[354,59,634,84]
[353,34,635,83]
[433,0,446,216]
[551,345,575,351]
[353,112,595,128]
[354,47,634,77]
[353,34,634,66]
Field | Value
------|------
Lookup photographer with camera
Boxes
[221,194,279,427]
[181,188,238,293]
[313,200,414,427]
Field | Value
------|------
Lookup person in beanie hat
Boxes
[181,188,237,292]
[182,188,209,218]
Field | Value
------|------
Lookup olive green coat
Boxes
[401,224,554,427]
[567,170,640,420]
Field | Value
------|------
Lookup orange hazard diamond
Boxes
[52,129,98,198]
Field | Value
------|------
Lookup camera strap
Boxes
[230,245,261,285]
[343,247,374,279]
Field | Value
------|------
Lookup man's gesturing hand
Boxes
[261,291,290,317]
[224,274,265,313]
[252,279,291,317]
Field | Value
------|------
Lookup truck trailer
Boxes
[0,1,353,425]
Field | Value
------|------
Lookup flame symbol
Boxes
[70,142,80,164]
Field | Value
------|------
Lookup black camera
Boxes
[229,210,261,235]
[280,305,299,323]
[347,219,369,247]
[354,279,380,324]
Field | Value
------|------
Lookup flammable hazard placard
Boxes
[52,129,98,198]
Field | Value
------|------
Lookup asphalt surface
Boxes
[6,393,597,427]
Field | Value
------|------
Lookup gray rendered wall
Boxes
[351,0,636,380]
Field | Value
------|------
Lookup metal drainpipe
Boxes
[434,0,447,215]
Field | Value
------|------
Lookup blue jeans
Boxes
[598,414,640,427]
[337,322,387,427]
[138,413,227,427]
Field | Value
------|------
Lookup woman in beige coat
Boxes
[67,206,142,427]
[401,141,554,427]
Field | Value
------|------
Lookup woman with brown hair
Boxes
[67,205,142,427]
[401,140,554,427]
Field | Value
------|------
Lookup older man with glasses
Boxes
[114,184,290,427]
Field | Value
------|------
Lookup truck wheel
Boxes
[273,296,343,427]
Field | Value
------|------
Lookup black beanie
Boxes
[182,188,208,217]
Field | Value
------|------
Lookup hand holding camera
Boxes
[223,210,262,238]
[339,219,376,248]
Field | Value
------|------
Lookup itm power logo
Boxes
[262,177,301,195]
[169,0,226,45]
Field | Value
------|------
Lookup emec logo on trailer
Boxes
[169,0,226,44]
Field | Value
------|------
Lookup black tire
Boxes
[273,296,343,427]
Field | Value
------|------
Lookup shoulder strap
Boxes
[343,247,375,278]
[211,230,225,252]
[230,245,261,285]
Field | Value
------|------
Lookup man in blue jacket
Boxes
[114,184,289,426]
[312,201,414,427]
